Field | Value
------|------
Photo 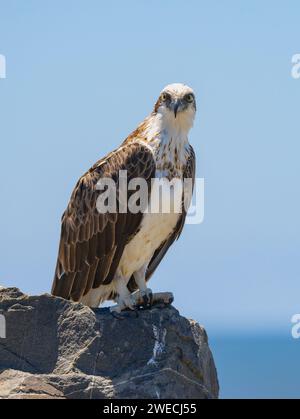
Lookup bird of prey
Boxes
[51,83,196,313]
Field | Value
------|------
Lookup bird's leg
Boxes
[110,275,136,314]
[134,263,153,307]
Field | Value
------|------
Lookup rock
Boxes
[0,287,219,399]
[0,370,65,399]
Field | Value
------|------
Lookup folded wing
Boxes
[51,142,156,302]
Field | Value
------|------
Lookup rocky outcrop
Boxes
[0,288,219,399]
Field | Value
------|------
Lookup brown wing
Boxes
[142,145,196,283]
[51,142,156,302]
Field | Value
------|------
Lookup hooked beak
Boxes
[173,101,180,118]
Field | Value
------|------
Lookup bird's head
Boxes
[154,83,196,130]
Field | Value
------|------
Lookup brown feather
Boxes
[94,247,117,288]
[52,270,75,300]
[84,259,99,296]
[51,142,156,302]
[70,262,90,301]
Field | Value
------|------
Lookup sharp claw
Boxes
[141,289,153,308]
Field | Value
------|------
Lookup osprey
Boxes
[52,83,196,313]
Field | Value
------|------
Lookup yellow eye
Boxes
[161,93,168,102]
[185,94,194,103]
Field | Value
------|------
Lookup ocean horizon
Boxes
[209,333,300,399]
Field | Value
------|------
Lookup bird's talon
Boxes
[140,288,153,308]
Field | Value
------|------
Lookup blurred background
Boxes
[0,0,299,398]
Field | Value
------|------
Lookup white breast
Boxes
[118,117,189,281]
[118,179,181,279]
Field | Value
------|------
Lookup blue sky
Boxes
[0,0,299,337]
